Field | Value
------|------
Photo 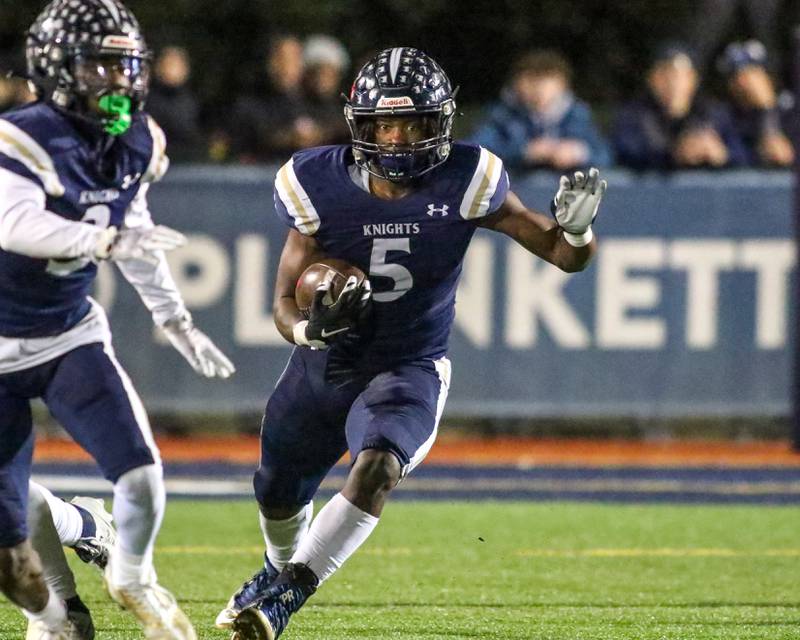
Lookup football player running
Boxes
[220,47,605,639]
[24,482,117,640]
[0,1,234,639]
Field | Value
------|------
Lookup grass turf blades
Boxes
[0,500,797,639]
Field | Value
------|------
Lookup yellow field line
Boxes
[515,548,800,558]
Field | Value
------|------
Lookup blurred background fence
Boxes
[90,167,795,423]
[3,0,799,443]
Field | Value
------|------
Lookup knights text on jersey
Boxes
[0,102,167,337]
[274,143,509,367]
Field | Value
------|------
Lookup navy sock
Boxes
[72,504,97,539]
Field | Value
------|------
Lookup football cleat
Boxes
[69,497,116,571]
[230,563,318,640]
[215,554,280,629]
[25,611,84,640]
[28,596,94,640]
[64,596,95,640]
[104,564,197,640]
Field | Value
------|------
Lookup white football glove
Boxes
[93,225,187,262]
[551,167,607,247]
[162,313,236,379]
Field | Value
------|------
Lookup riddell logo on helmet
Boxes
[376,96,414,108]
[101,35,140,50]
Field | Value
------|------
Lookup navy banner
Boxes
[97,167,795,417]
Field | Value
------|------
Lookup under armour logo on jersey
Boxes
[426,203,449,217]
[120,172,142,189]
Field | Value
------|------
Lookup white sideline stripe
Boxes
[31,475,250,496]
[31,474,800,496]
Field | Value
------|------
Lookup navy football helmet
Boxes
[345,47,457,181]
[26,0,151,135]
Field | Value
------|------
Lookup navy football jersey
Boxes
[274,143,509,367]
[0,102,168,337]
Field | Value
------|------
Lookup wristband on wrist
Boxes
[562,226,593,248]
[293,320,311,347]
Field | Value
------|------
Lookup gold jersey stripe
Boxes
[0,123,65,197]
[466,151,498,219]
[277,161,319,235]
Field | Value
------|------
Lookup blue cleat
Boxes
[215,554,280,629]
[230,563,318,640]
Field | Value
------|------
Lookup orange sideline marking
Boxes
[33,435,800,467]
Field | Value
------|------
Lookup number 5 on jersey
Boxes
[369,238,413,302]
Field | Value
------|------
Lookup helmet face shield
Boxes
[345,47,457,182]
[349,112,454,181]
[72,54,148,135]
[73,54,150,98]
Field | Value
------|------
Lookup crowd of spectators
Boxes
[0,32,795,171]
[223,34,350,164]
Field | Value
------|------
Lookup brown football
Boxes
[295,258,366,316]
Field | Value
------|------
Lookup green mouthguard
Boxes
[98,94,132,135]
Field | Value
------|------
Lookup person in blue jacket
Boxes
[469,49,611,171]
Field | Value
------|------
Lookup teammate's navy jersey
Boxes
[0,102,167,337]
[274,142,509,368]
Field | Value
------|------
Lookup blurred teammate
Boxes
[25,483,116,639]
[0,1,234,638]
[219,47,606,639]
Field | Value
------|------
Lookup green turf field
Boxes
[1,500,798,639]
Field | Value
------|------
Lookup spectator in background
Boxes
[469,50,611,171]
[300,35,350,146]
[613,43,748,170]
[228,34,311,163]
[719,40,794,167]
[145,46,203,161]
[683,0,782,75]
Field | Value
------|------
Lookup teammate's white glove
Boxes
[550,167,607,247]
[93,225,187,262]
[162,312,236,378]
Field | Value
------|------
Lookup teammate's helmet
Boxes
[345,47,457,181]
[26,0,151,136]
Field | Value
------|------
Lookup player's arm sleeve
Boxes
[114,184,188,326]
[458,146,510,221]
[141,115,170,183]
[273,157,320,235]
[0,166,105,259]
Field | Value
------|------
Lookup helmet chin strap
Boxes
[97,94,132,136]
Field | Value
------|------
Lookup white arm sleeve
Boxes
[0,168,104,259]
[114,184,188,326]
